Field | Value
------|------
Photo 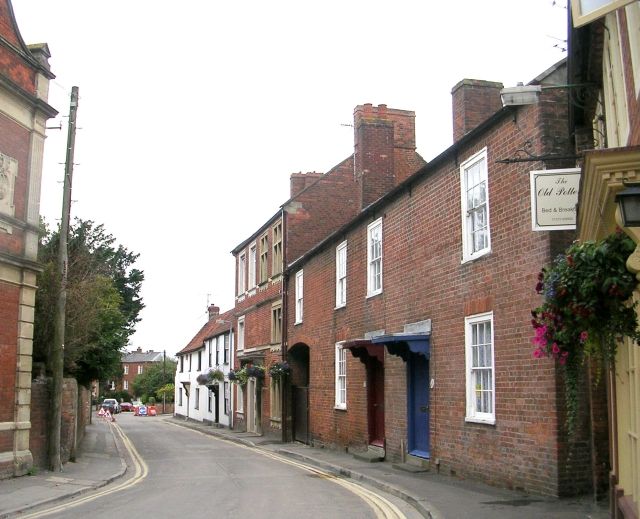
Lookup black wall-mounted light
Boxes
[615,183,640,227]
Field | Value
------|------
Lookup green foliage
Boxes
[132,360,177,400]
[34,219,144,386]
[532,230,640,432]
[228,367,248,385]
[156,383,175,403]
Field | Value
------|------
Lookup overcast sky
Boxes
[12,0,567,358]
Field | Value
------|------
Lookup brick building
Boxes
[284,60,602,497]
[231,105,425,437]
[0,0,57,477]
[115,346,164,396]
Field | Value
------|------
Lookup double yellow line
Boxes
[165,420,407,519]
[19,421,148,519]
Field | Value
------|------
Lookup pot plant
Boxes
[268,361,291,380]
[531,229,640,432]
[228,367,248,386]
[246,365,265,379]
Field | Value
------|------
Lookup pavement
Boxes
[0,413,610,519]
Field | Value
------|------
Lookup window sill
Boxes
[465,416,496,426]
[294,320,303,326]
[461,248,491,265]
[366,291,382,299]
[334,405,347,411]
[335,304,346,310]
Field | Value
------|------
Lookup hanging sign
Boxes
[530,168,580,231]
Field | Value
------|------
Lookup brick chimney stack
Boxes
[354,104,417,209]
[207,304,220,321]
[136,347,142,353]
[451,79,504,142]
[290,172,324,198]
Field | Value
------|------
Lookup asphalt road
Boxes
[24,413,421,519]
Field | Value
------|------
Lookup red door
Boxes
[367,359,385,447]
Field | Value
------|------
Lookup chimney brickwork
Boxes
[451,79,504,142]
[354,104,419,209]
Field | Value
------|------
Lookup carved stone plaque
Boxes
[0,151,17,217]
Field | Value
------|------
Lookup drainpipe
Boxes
[281,208,289,443]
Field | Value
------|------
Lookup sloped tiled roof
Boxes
[121,350,164,363]
[177,308,234,356]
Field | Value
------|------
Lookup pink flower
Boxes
[532,325,548,347]
[533,348,544,359]
[579,331,588,343]
[558,356,567,366]
[552,343,560,354]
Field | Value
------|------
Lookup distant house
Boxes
[0,0,57,478]
[174,305,234,426]
[115,347,164,396]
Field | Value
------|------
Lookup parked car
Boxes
[101,398,120,414]
[120,402,133,412]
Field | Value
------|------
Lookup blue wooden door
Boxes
[408,353,429,458]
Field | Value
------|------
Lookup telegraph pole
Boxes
[49,86,79,472]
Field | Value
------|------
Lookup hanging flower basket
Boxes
[268,361,291,379]
[228,368,248,386]
[196,368,224,386]
[531,230,640,432]
[246,365,265,379]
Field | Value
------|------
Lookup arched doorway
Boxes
[288,343,309,444]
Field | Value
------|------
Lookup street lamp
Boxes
[615,183,640,227]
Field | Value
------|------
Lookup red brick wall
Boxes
[30,378,91,470]
[0,281,18,423]
[287,94,595,496]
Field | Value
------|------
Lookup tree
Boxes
[132,360,177,402]
[34,219,144,386]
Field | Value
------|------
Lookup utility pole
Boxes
[163,350,166,414]
[49,86,79,472]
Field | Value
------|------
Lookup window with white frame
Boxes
[195,387,200,410]
[335,343,347,409]
[208,340,212,367]
[259,234,269,283]
[180,356,184,372]
[197,351,202,371]
[238,252,246,295]
[295,270,304,324]
[248,243,257,289]
[336,241,347,308]
[138,365,143,375]
[216,335,222,366]
[237,316,245,350]
[224,333,230,364]
[179,387,183,406]
[367,218,382,296]
[224,382,230,415]
[460,148,491,263]
[465,312,495,424]
[272,221,283,275]
[124,380,128,391]
[124,365,129,375]
[208,389,213,412]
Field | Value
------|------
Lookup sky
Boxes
[11,0,568,358]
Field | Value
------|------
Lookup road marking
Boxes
[18,421,148,519]
[164,420,407,519]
